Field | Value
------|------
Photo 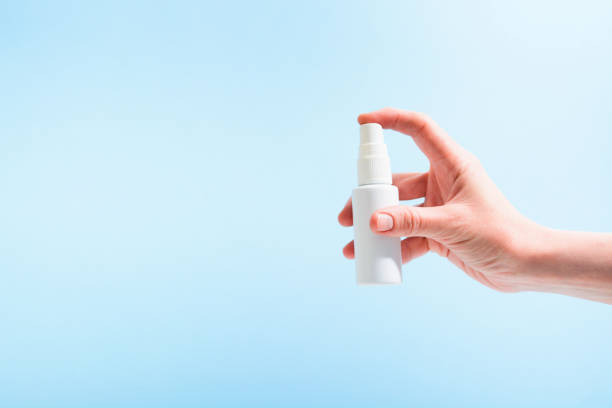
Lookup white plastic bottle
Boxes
[352,123,402,285]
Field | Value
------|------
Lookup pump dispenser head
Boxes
[357,123,392,186]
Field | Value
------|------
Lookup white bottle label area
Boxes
[352,184,402,285]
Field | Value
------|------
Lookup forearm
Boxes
[521,227,612,304]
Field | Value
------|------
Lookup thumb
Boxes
[370,205,458,239]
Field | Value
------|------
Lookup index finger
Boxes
[358,107,464,166]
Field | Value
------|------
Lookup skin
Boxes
[338,107,612,304]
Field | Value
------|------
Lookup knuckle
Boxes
[414,112,431,133]
[397,209,421,235]
[459,150,482,173]
[450,153,479,189]
[415,111,432,123]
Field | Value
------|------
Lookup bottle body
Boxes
[352,184,402,285]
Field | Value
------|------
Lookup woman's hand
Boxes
[338,107,612,303]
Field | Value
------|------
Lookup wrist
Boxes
[514,224,561,292]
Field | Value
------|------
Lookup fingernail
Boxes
[375,213,394,231]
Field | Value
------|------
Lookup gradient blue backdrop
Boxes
[1,1,611,407]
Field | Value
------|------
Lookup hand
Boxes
[338,107,542,293]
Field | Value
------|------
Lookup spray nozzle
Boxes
[357,123,392,186]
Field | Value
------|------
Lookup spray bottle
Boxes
[352,123,402,285]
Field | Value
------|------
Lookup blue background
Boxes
[1,1,612,407]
